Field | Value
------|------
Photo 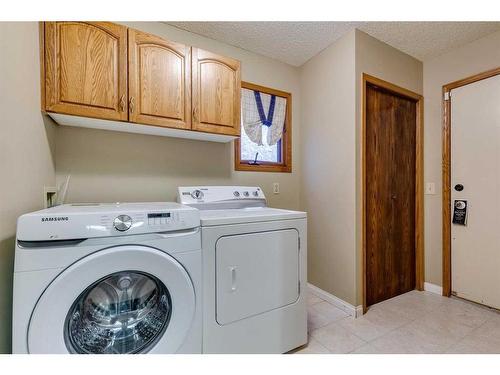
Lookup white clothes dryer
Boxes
[13,202,202,354]
[178,186,307,353]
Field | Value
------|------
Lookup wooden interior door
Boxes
[365,83,417,306]
[43,22,128,121]
[191,48,241,136]
[128,29,191,129]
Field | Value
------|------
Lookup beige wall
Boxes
[300,29,423,306]
[0,22,56,353]
[423,30,500,286]
[354,30,423,304]
[56,22,302,209]
[300,30,357,304]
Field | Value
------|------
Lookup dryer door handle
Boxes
[229,266,237,292]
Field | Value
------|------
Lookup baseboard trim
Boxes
[307,283,363,318]
[354,305,364,317]
[424,282,443,295]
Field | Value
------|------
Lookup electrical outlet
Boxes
[273,182,280,194]
[44,186,57,208]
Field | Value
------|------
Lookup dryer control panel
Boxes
[177,186,267,210]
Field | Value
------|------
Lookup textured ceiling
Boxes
[359,22,500,62]
[168,21,500,66]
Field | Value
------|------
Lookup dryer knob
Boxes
[191,189,204,199]
[114,215,132,232]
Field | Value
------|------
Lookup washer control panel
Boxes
[105,211,184,233]
[147,212,173,226]
[17,202,200,241]
[100,208,197,236]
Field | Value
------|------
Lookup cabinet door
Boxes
[128,29,191,129]
[192,48,241,136]
[44,22,128,121]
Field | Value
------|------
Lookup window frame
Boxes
[235,81,292,173]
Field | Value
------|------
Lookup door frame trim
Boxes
[362,73,424,313]
[442,66,500,297]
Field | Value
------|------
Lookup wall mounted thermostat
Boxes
[452,200,468,226]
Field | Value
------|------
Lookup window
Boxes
[235,82,292,172]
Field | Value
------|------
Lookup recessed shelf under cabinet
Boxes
[48,113,238,143]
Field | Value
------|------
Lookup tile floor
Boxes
[293,290,500,354]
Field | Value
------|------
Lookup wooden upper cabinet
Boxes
[43,22,128,121]
[192,48,241,136]
[41,22,242,139]
[128,29,191,129]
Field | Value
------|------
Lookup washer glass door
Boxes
[65,271,171,354]
[27,245,197,354]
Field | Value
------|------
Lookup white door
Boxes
[28,245,196,353]
[216,229,299,325]
[451,73,500,309]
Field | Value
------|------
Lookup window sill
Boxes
[235,162,292,173]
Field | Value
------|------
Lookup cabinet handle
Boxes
[129,96,135,114]
[193,107,199,123]
[119,94,126,112]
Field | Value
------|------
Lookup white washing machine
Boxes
[13,202,202,354]
[178,186,307,353]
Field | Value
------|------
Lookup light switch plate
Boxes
[425,182,436,195]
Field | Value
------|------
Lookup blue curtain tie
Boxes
[254,91,276,127]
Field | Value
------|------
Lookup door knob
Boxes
[454,184,464,191]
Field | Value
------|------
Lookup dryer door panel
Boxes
[216,229,299,325]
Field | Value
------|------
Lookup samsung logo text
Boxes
[41,217,69,222]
